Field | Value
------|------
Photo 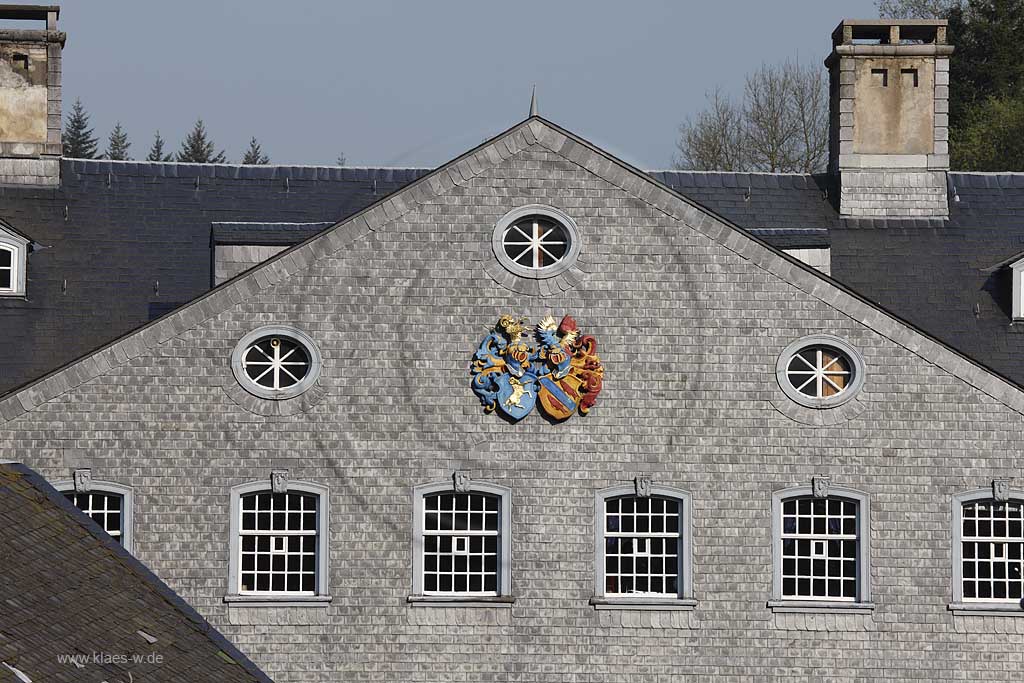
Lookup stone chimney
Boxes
[0,5,63,186]
[826,19,953,217]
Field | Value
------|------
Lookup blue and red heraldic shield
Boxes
[471,314,604,422]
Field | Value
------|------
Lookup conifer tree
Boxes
[62,98,99,159]
[146,131,173,162]
[176,119,226,163]
[104,122,131,160]
[241,136,270,164]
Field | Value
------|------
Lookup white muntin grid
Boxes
[960,499,1024,602]
[241,336,311,391]
[780,496,859,601]
[421,492,500,595]
[603,495,682,596]
[785,346,852,400]
[501,216,570,271]
[64,491,123,541]
[239,491,319,594]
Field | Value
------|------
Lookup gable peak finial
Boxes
[529,84,538,117]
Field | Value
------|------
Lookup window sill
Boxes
[767,600,875,614]
[223,594,332,608]
[948,602,1024,617]
[407,595,516,608]
[590,596,697,611]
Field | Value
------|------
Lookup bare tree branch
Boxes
[876,0,961,18]
[674,61,828,173]
[674,89,746,171]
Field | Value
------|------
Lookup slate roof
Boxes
[0,461,273,683]
[6,117,1024,426]
[3,154,1024,396]
[212,222,336,246]
[830,172,1024,386]
[0,160,430,392]
[652,171,838,242]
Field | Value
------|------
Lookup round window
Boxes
[776,335,865,408]
[492,205,581,279]
[231,325,322,400]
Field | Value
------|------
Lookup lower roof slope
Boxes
[0,461,273,683]
[0,160,429,393]
[4,116,1024,424]
[0,160,831,396]
[3,152,1024,398]
[831,172,1024,386]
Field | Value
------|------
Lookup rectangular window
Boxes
[871,68,889,87]
[901,68,919,87]
[239,491,318,594]
[780,497,858,601]
[604,496,681,596]
[0,247,12,290]
[961,500,1024,601]
[64,491,123,541]
[421,492,499,595]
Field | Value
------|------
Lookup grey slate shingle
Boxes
[0,462,273,683]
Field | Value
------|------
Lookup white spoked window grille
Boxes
[242,335,311,392]
[501,215,570,271]
[239,490,319,594]
[776,336,866,409]
[785,346,853,400]
[780,496,859,601]
[959,498,1024,602]
[230,326,323,401]
[603,495,682,596]
[64,491,125,542]
[421,491,500,594]
[491,205,581,279]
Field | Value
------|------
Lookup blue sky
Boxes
[58,0,878,168]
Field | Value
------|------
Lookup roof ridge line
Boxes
[0,116,547,418]
[63,157,433,171]
[650,169,824,177]
[4,115,1024,423]
[526,117,1024,419]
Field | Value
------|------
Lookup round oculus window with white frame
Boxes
[776,335,865,408]
[491,205,581,279]
[231,325,323,400]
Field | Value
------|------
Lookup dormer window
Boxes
[0,221,29,297]
[1011,257,1024,320]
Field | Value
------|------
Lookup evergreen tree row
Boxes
[61,99,346,166]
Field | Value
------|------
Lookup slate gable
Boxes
[1,117,1024,680]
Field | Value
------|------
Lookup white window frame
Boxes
[52,479,134,553]
[229,325,323,401]
[225,479,331,607]
[770,485,872,613]
[592,484,695,609]
[950,488,1024,615]
[0,227,29,296]
[410,481,512,603]
[776,335,866,409]
[491,204,582,279]
[1011,258,1024,320]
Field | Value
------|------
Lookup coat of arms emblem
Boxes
[471,314,604,421]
